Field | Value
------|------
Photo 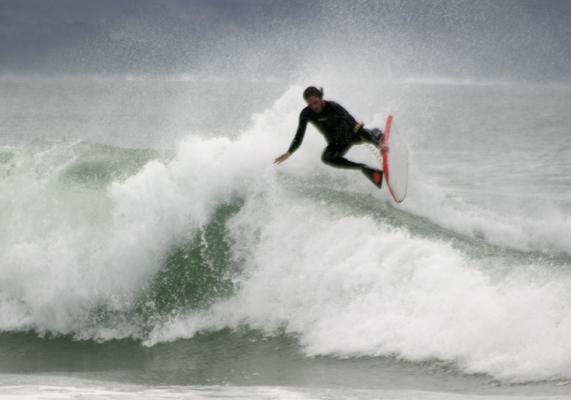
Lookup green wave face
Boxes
[144,199,244,316]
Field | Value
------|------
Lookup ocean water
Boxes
[1,76,571,399]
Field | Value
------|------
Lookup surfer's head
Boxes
[303,86,325,113]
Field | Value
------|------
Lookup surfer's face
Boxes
[307,96,324,113]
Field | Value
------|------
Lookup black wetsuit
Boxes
[287,101,379,169]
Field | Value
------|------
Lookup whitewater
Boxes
[1,77,571,399]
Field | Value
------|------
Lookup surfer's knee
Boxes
[321,150,336,165]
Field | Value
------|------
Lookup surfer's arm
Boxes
[274,110,309,164]
[331,102,362,132]
[332,102,384,146]
[287,111,309,154]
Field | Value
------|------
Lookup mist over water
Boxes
[1,1,571,398]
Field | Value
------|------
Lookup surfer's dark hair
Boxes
[303,86,324,100]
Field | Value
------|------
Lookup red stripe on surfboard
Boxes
[382,115,392,180]
[381,114,402,203]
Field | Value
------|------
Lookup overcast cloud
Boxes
[0,0,569,82]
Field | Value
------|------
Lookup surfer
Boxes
[274,86,387,188]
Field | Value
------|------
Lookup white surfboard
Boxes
[382,115,408,203]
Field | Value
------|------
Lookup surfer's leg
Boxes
[322,143,383,188]
[321,144,364,169]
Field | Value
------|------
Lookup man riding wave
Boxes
[274,86,387,188]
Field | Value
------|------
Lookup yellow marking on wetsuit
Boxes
[353,122,364,133]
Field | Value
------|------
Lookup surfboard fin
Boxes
[361,166,383,189]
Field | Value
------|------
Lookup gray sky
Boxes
[1,0,570,82]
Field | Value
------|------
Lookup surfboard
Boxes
[382,115,408,203]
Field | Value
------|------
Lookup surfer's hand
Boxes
[274,152,290,164]
[380,144,389,153]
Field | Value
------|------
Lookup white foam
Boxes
[149,183,571,382]
[0,381,318,400]
[402,174,571,254]
[0,85,314,336]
